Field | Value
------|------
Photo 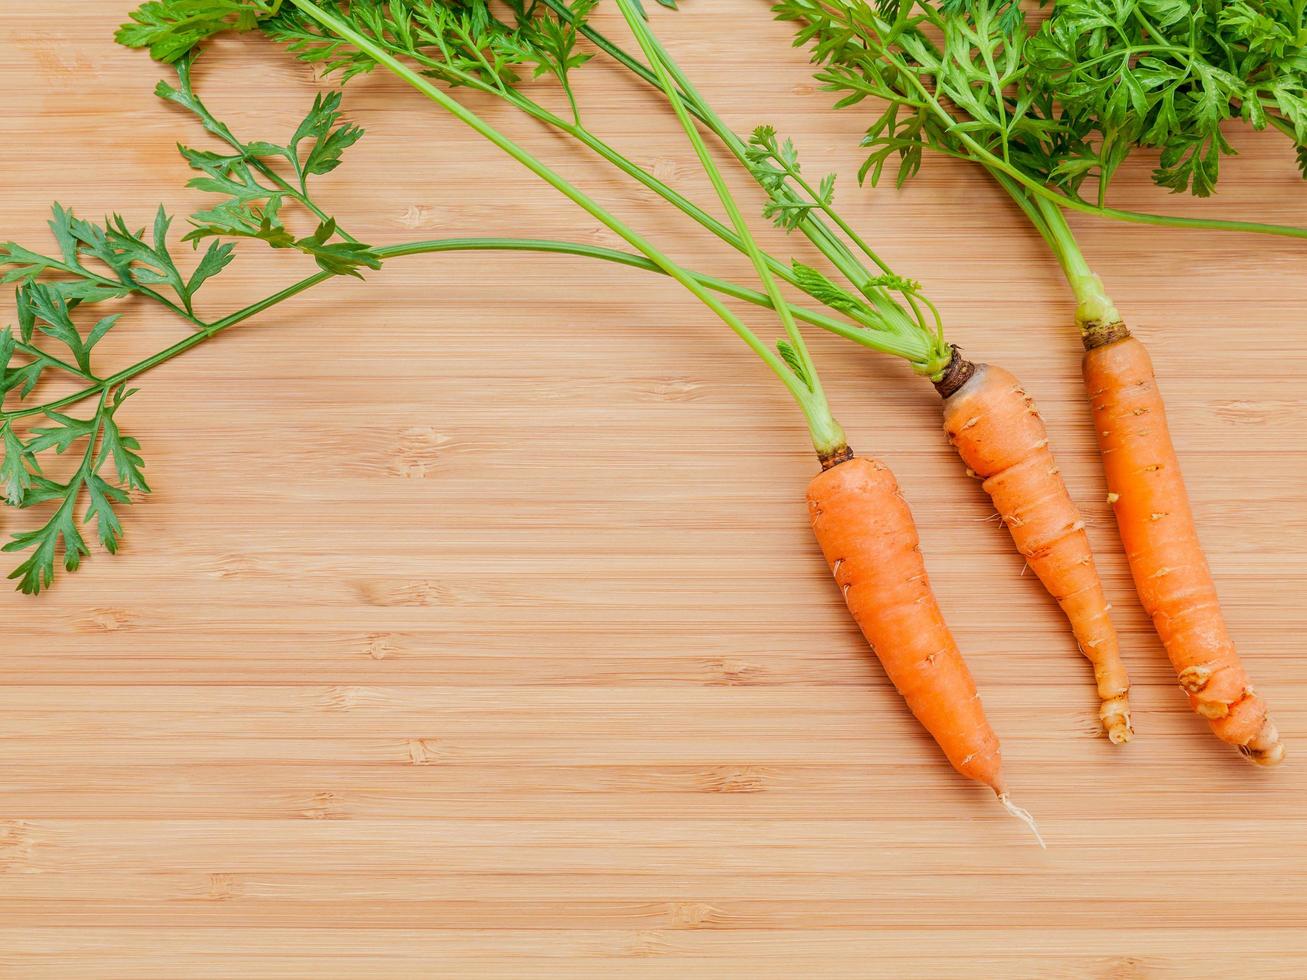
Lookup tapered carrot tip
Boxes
[1241,716,1286,768]
[1201,688,1284,766]
[1100,696,1133,745]
[997,793,1046,849]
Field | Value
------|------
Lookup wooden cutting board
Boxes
[2,4,1304,977]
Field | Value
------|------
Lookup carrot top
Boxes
[0,51,873,591]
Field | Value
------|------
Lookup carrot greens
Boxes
[1027,0,1307,197]
[117,1,952,369]
[0,65,384,592]
[773,1,1307,241]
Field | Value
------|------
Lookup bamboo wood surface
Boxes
[2,3,1306,977]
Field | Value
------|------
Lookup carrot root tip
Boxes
[1243,742,1287,767]
[1240,718,1285,768]
[1099,696,1133,744]
[997,794,1046,849]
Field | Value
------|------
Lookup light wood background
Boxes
[3,4,1306,978]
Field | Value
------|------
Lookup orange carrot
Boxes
[809,456,1013,797]
[936,353,1132,743]
[1084,333,1283,765]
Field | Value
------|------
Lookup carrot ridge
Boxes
[1084,335,1283,765]
[942,363,1132,743]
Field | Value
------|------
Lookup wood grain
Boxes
[2,3,1306,977]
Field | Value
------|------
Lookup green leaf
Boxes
[790,261,874,318]
[181,150,279,203]
[117,0,282,62]
[2,387,151,591]
[4,499,89,595]
[16,282,116,374]
[187,240,236,295]
[19,476,71,509]
[289,91,365,187]
[293,219,384,277]
[775,339,813,391]
[2,356,48,400]
[184,197,294,249]
[106,208,189,304]
[263,9,376,81]
[514,0,599,105]
[1140,0,1188,28]
[48,204,83,269]
[99,390,150,494]
[15,283,37,343]
[53,281,136,305]
[167,58,369,263]
[0,242,63,284]
[26,412,98,456]
[817,172,836,205]
[866,272,922,293]
[84,475,131,554]
[0,420,37,507]
[85,316,121,358]
[19,284,80,357]
[1020,0,1302,196]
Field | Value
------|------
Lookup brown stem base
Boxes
[817,445,855,471]
[931,345,976,399]
[1081,319,1131,351]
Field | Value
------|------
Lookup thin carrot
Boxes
[938,354,1132,743]
[809,457,1012,797]
[1084,332,1284,765]
[809,455,1043,841]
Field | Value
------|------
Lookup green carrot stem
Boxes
[540,3,930,343]
[387,52,907,343]
[282,0,842,435]
[5,237,931,424]
[1030,194,1121,333]
[501,93,862,319]
[614,0,844,454]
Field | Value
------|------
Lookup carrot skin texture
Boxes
[1084,336,1283,765]
[807,456,1005,791]
[942,364,1132,743]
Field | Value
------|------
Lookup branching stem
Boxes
[4,237,931,425]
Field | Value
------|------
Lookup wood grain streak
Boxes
[2,3,1306,977]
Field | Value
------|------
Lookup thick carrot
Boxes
[808,455,1008,791]
[1084,332,1284,765]
[936,353,1132,743]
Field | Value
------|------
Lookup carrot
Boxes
[808,455,1042,842]
[1084,332,1284,765]
[936,353,1132,743]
